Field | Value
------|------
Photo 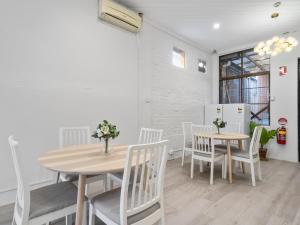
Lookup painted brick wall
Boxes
[139,23,212,152]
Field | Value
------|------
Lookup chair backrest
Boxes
[8,136,30,225]
[191,124,215,156]
[222,122,241,145]
[182,122,192,148]
[249,126,263,155]
[120,140,168,225]
[59,126,91,148]
[138,128,163,144]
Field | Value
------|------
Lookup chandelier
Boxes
[254,36,298,56]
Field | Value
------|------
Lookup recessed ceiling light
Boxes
[213,23,220,29]
[271,12,279,19]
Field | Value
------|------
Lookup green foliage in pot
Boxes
[249,121,277,149]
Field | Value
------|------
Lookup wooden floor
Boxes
[1,158,300,225]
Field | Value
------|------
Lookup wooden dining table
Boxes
[196,132,249,184]
[38,143,132,225]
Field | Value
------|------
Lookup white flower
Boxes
[101,125,110,135]
[96,129,101,134]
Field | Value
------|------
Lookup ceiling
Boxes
[119,0,300,53]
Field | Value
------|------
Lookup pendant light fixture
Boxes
[254,36,298,56]
[254,1,298,56]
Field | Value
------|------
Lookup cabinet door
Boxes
[223,104,251,134]
[205,104,223,125]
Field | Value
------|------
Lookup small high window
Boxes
[198,59,207,73]
[172,47,185,69]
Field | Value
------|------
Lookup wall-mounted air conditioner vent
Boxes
[99,0,143,33]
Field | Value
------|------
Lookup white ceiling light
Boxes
[254,36,298,56]
[213,23,220,30]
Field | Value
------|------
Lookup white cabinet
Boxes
[205,104,251,135]
[204,104,223,126]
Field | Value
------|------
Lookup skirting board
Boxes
[0,178,54,207]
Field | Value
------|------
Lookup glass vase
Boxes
[104,138,109,154]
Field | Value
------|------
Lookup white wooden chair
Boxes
[181,122,193,167]
[89,140,168,225]
[230,126,263,186]
[8,135,87,225]
[190,125,226,185]
[109,128,163,187]
[58,126,91,182]
[58,127,106,195]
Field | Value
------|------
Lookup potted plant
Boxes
[213,118,227,134]
[249,121,277,161]
[92,120,120,154]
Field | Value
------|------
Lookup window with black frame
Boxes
[219,49,270,125]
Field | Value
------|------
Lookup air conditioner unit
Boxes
[99,0,142,33]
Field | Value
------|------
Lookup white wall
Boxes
[0,0,212,205]
[212,32,300,162]
[0,0,139,205]
[138,22,212,151]
[268,32,300,162]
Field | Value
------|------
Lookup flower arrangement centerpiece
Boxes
[92,120,120,154]
[213,118,227,134]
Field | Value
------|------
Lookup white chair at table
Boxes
[8,136,88,225]
[89,140,168,225]
[108,128,163,188]
[230,126,263,186]
[190,125,226,185]
[58,127,106,195]
[181,122,193,167]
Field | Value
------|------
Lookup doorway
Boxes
[298,58,300,162]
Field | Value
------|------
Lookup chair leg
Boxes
[210,161,214,185]
[160,195,166,225]
[191,158,194,179]
[181,149,185,167]
[83,201,88,225]
[241,162,246,174]
[257,160,262,181]
[223,155,227,179]
[66,215,72,225]
[199,160,203,173]
[250,161,256,186]
[89,203,95,225]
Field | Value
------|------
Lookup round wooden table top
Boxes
[197,132,249,140]
[38,144,131,175]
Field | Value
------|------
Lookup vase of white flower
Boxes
[92,120,120,154]
[213,118,227,134]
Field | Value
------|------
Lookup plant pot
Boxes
[259,148,268,161]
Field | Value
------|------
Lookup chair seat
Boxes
[214,144,241,153]
[60,173,102,182]
[194,151,223,158]
[92,188,160,225]
[29,182,85,219]
[231,149,258,159]
[110,166,143,184]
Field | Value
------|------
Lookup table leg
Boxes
[238,140,246,174]
[75,174,87,225]
[227,141,233,184]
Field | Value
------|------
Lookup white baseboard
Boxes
[0,178,54,207]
